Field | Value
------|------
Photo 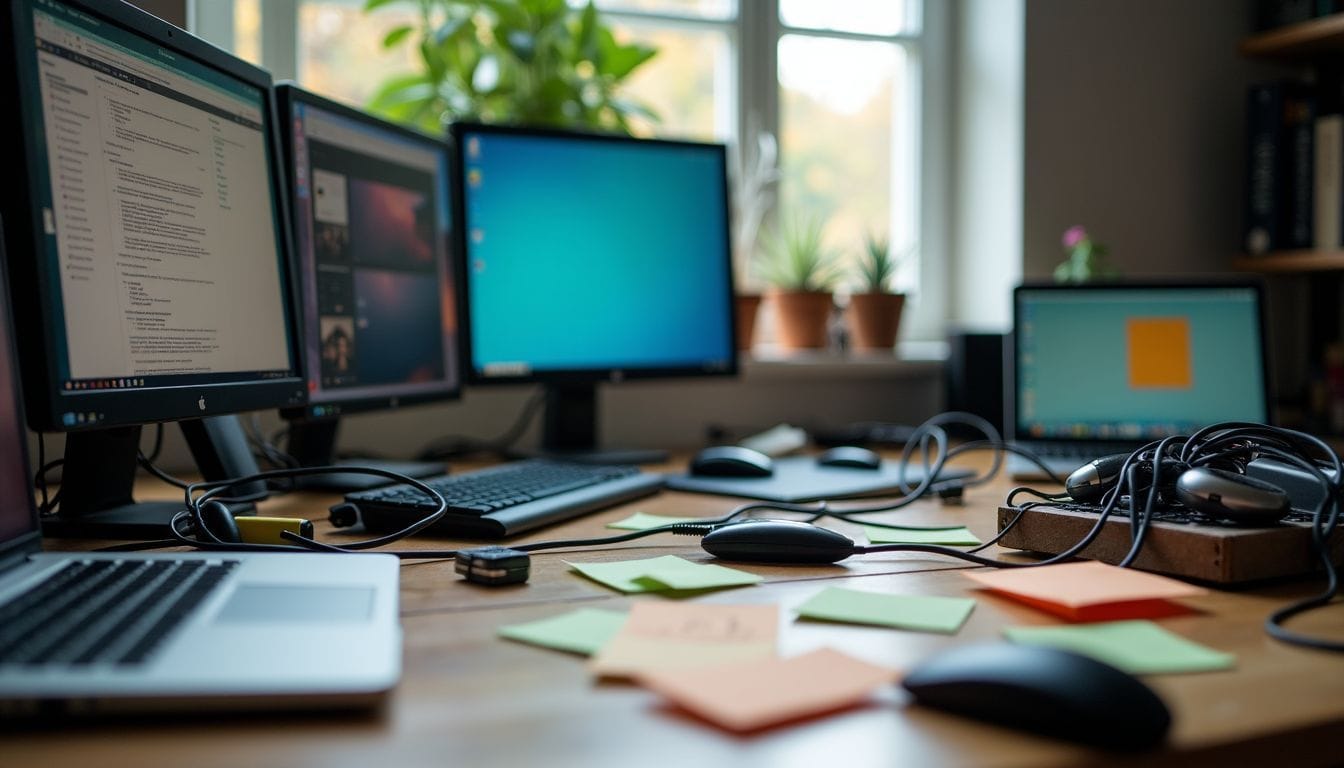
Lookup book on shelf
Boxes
[1244,80,1316,255]
[1314,113,1342,250]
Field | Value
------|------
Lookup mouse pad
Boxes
[665,457,972,502]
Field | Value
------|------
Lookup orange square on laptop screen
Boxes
[1127,317,1192,389]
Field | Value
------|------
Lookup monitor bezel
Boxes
[276,83,463,421]
[0,0,308,433]
[1007,278,1274,444]
[448,121,739,388]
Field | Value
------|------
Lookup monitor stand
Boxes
[538,383,668,465]
[41,416,265,540]
[285,417,445,491]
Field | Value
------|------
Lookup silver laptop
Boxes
[1006,282,1271,480]
[0,318,401,715]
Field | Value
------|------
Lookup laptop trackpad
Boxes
[214,585,374,623]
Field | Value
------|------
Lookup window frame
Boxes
[188,0,949,342]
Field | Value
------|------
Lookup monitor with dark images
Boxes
[0,0,306,536]
[277,84,459,490]
[449,123,737,462]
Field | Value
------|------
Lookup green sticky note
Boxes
[606,512,702,531]
[641,561,763,591]
[1003,620,1236,675]
[796,586,976,634]
[568,555,760,594]
[498,608,628,656]
[861,524,982,546]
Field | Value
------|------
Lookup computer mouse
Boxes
[700,519,857,564]
[688,445,775,477]
[1174,467,1289,525]
[902,642,1171,751]
[816,445,883,470]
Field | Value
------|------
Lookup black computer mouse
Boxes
[701,519,857,564]
[817,445,883,470]
[688,445,775,477]
[902,643,1171,751]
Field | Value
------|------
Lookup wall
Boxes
[1021,0,1267,279]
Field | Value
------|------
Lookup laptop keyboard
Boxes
[0,558,238,667]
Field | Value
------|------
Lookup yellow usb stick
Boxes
[233,517,315,546]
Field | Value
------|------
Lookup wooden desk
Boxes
[9,456,1344,767]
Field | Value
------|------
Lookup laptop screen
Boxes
[1013,284,1269,442]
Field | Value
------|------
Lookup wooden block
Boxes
[997,505,1344,584]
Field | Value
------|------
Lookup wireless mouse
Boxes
[902,642,1171,751]
[688,445,775,478]
[816,445,883,470]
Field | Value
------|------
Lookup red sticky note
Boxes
[962,561,1206,622]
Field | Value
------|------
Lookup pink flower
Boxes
[1062,225,1088,249]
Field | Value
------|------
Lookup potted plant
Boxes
[757,216,843,350]
[364,0,659,134]
[846,233,906,351]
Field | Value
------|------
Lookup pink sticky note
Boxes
[635,647,897,733]
[962,561,1207,622]
[590,602,778,678]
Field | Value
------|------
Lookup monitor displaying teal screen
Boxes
[1015,286,1268,439]
[457,128,734,378]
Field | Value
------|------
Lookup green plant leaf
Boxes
[381,24,415,49]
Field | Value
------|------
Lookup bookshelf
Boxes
[1238,11,1344,438]
[1240,12,1344,58]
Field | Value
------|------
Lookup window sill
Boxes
[742,340,947,381]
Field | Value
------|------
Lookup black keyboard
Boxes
[341,458,665,537]
[0,558,238,667]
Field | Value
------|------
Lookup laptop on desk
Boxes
[0,327,401,717]
[1006,282,1271,480]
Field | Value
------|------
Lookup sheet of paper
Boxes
[589,602,777,678]
[861,524,982,546]
[796,586,976,634]
[497,608,629,656]
[606,512,703,531]
[961,561,1207,621]
[568,555,761,594]
[635,647,897,733]
[1003,620,1236,675]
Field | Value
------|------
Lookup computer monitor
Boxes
[276,84,459,490]
[0,0,306,536]
[449,123,737,462]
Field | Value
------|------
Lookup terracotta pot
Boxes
[769,289,834,349]
[847,292,905,351]
[735,293,761,351]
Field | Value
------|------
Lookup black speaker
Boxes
[945,331,1007,437]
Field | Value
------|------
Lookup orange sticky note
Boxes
[590,602,778,678]
[962,561,1206,622]
[1127,317,1192,389]
[636,648,896,733]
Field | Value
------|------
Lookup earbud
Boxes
[198,500,242,543]
[1174,467,1290,526]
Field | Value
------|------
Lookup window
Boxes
[189,0,946,340]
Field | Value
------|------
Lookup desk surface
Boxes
[10,454,1344,768]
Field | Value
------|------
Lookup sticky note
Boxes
[796,586,976,634]
[962,561,1207,622]
[590,602,778,678]
[635,648,897,733]
[1127,317,1192,389]
[567,555,762,594]
[861,524,982,546]
[1003,620,1235,675]
[497,608,628,656]
[606,512,703,531]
